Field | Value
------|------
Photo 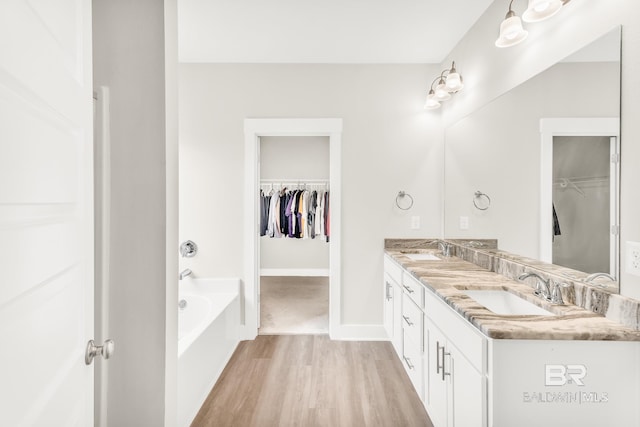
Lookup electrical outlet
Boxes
[411,216,420,230]
[626,241,640,277]
[459,216,469,230]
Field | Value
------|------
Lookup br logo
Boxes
[545,364,587,386]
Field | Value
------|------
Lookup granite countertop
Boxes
[385,248,640,341]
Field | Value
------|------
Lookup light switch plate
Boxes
[626,241,640,277]
[459,216,469,230]
[411,216,420,230]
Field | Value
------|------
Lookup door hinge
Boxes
[611,225,620,236]
[611,153,620,163]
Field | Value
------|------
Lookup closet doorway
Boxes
[259,136,330,334]
[243,118,342,340]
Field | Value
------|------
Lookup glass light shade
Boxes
[445,73,464,92]
[523,0,562,22]
[434,82,451,101]
[495,15,528,48]
[424,92,441,110]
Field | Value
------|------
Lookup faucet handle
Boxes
[550,281,570,305]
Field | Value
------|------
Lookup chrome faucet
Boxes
[584,272,616,283]
[179,268,192,280]
[437,241,451,257]
[549,280,570,305]
[518,272,551,301]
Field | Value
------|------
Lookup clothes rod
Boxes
[260,179,329,183]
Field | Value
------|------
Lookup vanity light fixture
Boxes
[495,0,528,48]
[522,0,563,22]
[496,0,569,48]
[424,61,463,110]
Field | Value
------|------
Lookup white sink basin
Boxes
[463,290,555,316]
[404,253,441,261]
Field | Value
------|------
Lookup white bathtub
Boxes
[177,277,241,427]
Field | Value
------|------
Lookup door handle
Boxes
[85,339,114,365]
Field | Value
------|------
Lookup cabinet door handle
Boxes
[403,356,415,370]
[402,285,415,294]
[402,315,414,326]
[436,341,451,381]
[442,348,451,381]
[385,281,392,300]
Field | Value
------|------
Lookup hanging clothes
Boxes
[260,183,330,242]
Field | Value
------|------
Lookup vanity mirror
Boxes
[444,26,621,292]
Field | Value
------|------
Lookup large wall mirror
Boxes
[444,26,621,292]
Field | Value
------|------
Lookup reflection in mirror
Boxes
[444,26,621,292]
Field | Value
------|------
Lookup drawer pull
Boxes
[403,356,415,370]
[402,315,414,326]
[402,285,415,294]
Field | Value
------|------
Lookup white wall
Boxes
[442,0,640,300]
[444,62,618,259]
[260,136,330,272]
[179,64,443,325]
[93,0,177,425]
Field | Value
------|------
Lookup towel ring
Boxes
[473,191,491,211]
[396,191,414,210]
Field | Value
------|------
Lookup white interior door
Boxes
[0,1,94,426]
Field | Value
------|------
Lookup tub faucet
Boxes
[518,272,551,301]
[179,268,192,280]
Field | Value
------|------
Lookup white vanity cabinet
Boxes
[384,255,426,399]
[383,255,404,354]
[384,254,486,427]
[423,284,486,427]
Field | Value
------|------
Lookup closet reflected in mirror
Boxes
[444,27,621,290]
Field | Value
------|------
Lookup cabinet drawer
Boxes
[402,294,424,351]
[402,273,425,309]
[384,254,403,284]
[425,290,486,372]
[402,327,424,399]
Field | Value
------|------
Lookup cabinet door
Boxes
[383,276,394,339]
[392,282,403,354]
[425,318,448,427]
[449,344,485,427]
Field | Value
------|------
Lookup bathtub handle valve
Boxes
[179,299,187,310]
[85,339,115,365]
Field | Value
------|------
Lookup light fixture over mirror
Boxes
[495,0,528,47]
[424,61,463,110]
[523,0,563,22]
[496,0,570,48]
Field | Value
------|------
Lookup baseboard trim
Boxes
[260,268,330,277]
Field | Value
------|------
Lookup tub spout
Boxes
[179,268,192,280]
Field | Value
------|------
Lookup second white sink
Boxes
[463,290,555,316]
[405,253,441,261]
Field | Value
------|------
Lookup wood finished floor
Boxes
[191,335,433,427]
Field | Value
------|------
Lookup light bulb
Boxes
[445,72,463,92]
[424,91,440,110]
[495,15,528,48]
[435,81,451,101]
[523,0,562,22]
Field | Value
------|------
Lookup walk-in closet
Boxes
[258,136,330,334]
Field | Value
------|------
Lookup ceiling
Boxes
[178,0,495,64]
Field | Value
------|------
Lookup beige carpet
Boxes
[259,276,329,335]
